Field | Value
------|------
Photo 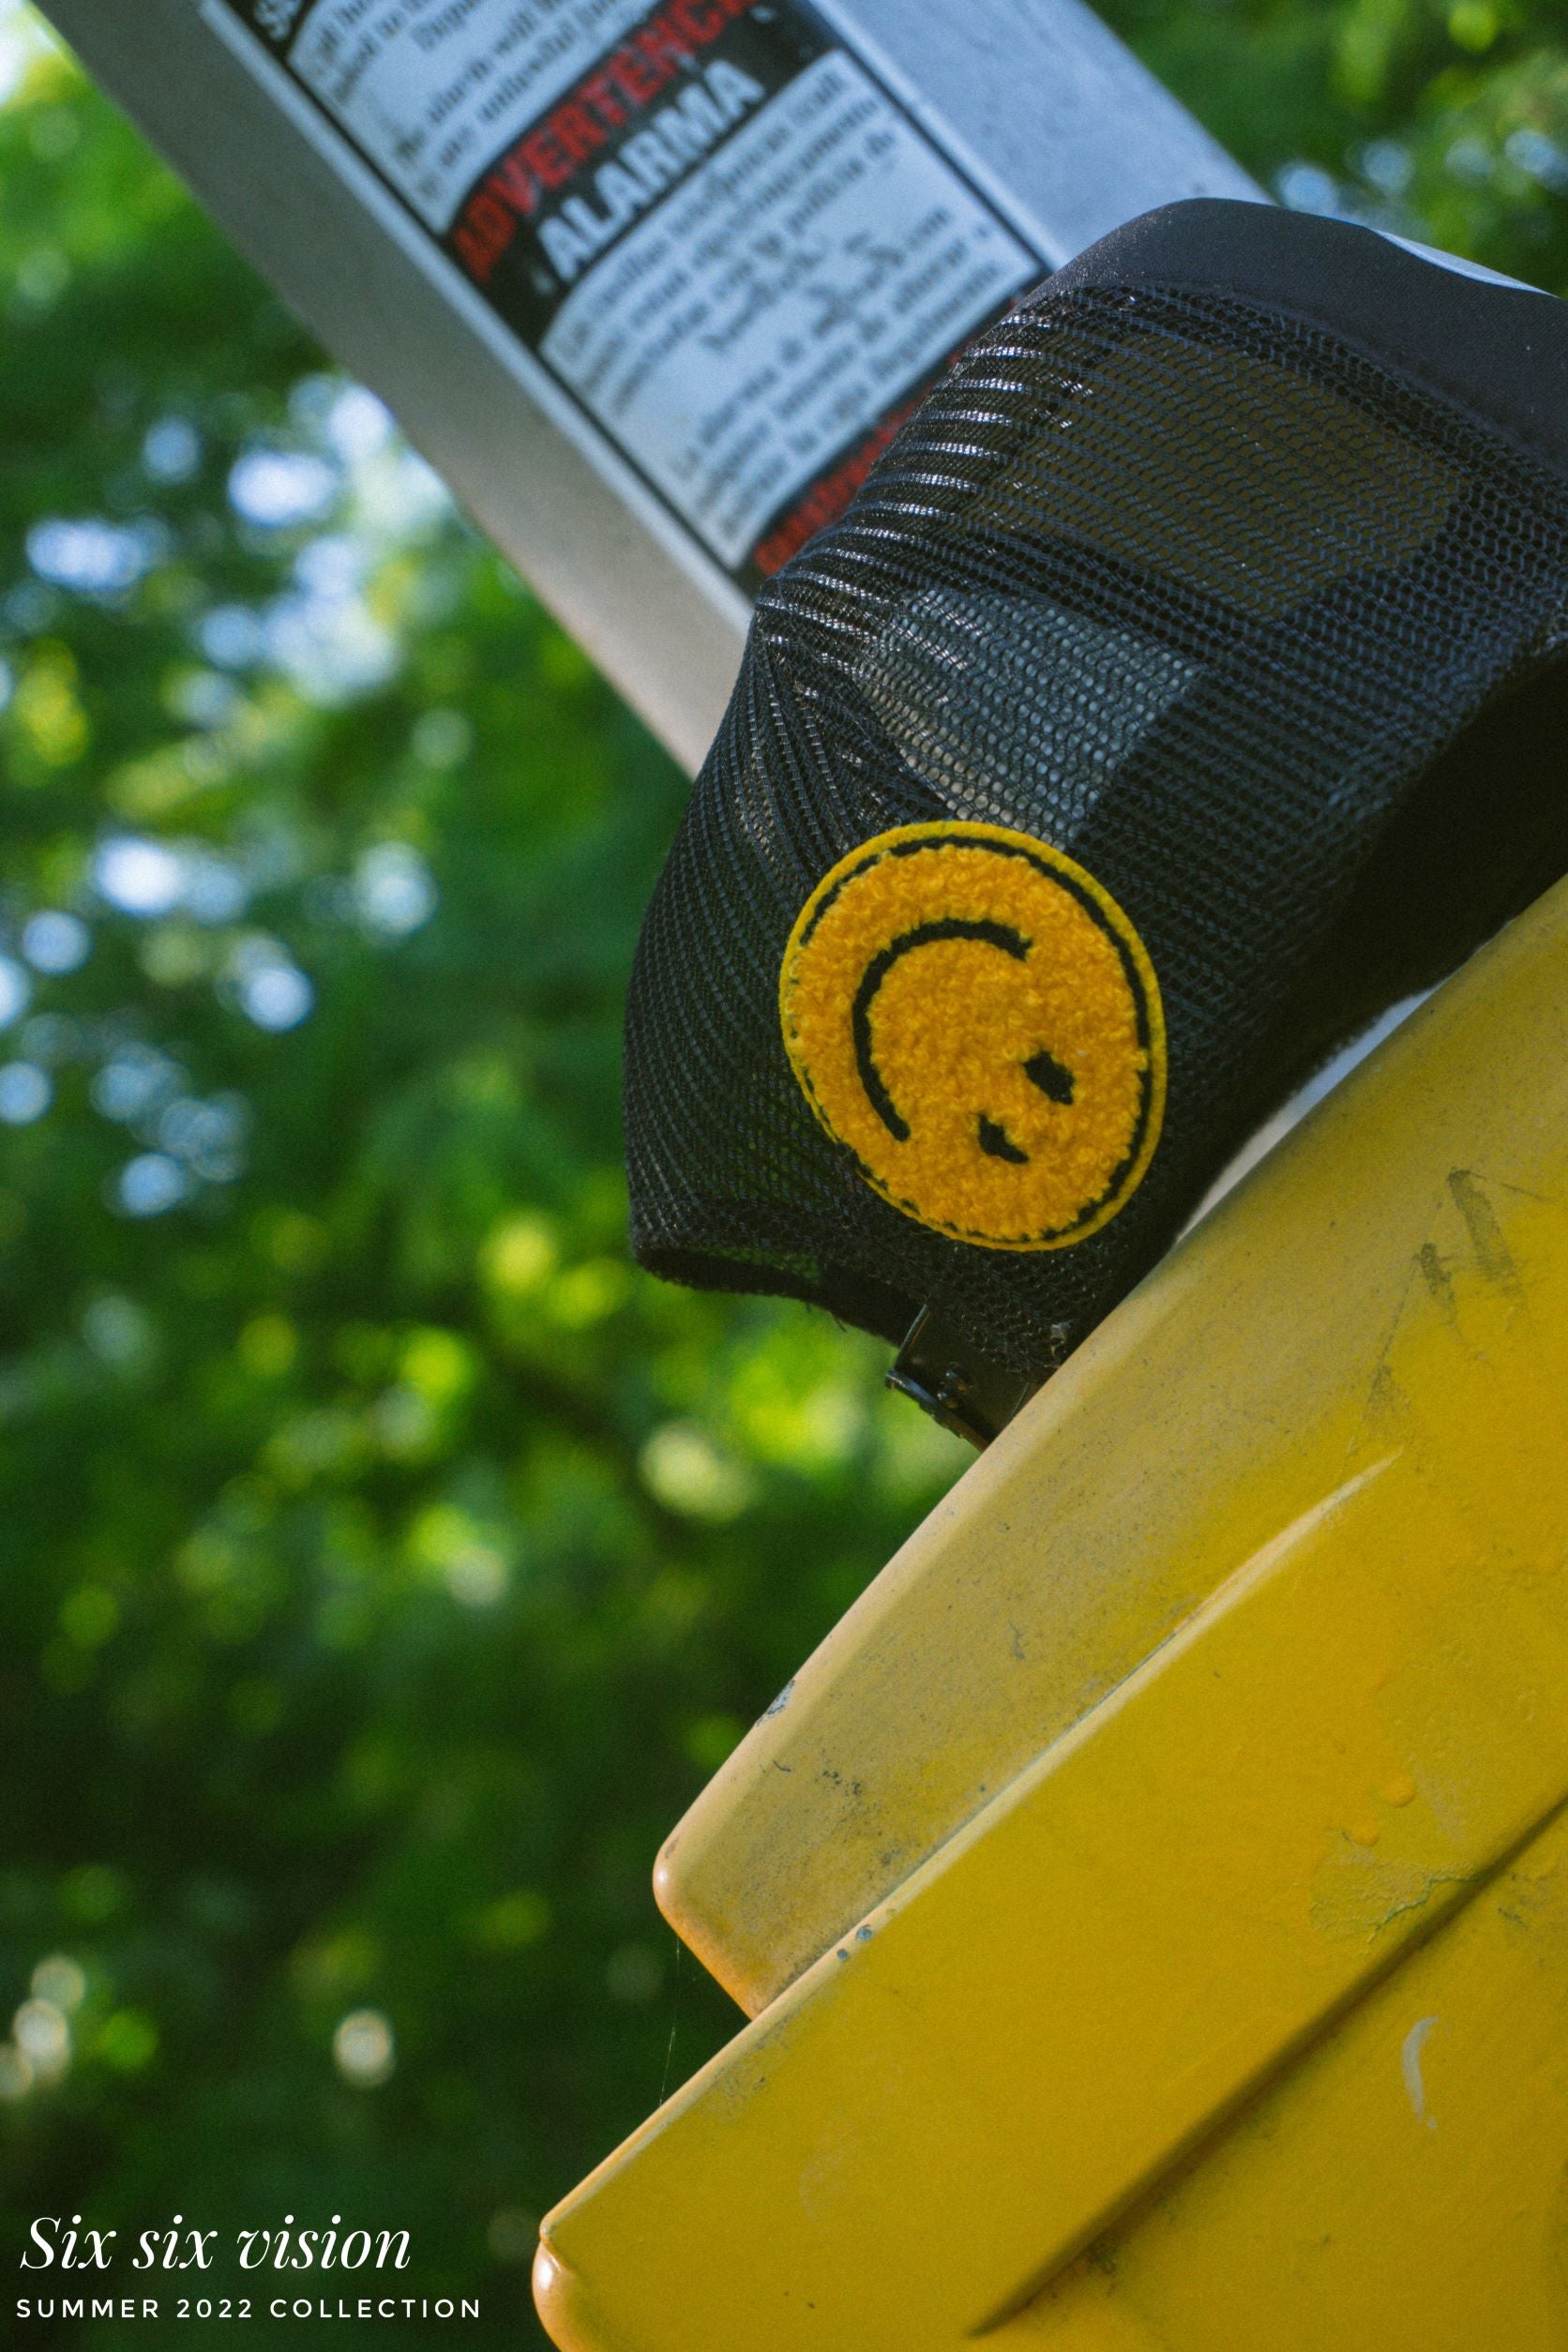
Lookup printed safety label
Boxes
[206,0,1043,587]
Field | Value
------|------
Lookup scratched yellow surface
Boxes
[535,874,1568,2351]
[1014,1804,1568,2351]
[540,1806,1568,2349]
[658,877,1568,2016]
[537,1455,1568,2347]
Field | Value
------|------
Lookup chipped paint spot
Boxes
[1312,1846,1470,1943]
[763,1679,795,1719]
[1402,2013,1440,2128]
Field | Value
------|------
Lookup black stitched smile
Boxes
[851,919,1077,1152]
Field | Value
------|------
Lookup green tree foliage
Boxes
[0,11,970,2339]
[0,0,1562,2340]
[1104,0,1568,282]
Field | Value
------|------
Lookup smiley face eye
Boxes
[977,1116,1030,1165]
[1024,1048,1075,1105]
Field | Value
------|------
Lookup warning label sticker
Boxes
[207,0,1043,587]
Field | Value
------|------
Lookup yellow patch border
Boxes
[778,821,1168,1252]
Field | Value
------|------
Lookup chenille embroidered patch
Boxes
[778,823,1166,1250]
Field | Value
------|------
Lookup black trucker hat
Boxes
[625,198,1568,1435]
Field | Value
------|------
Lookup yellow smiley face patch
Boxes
[779,822,1166,1250]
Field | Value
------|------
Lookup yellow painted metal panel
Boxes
[535,1058,1568,2346]
[658,875,1568,2014]
[1013,1803,1568,2350]
[536,874,1568,2349]
[543,1806,1568,2350]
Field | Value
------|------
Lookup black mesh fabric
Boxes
[625,201,1568,1385]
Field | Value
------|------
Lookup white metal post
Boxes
[36,0,1259,769]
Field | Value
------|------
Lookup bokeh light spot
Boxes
[0,1062,50,1123]
[22,909,89,972]
[333,2008,395,2088]
[114,1153,188,1218]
